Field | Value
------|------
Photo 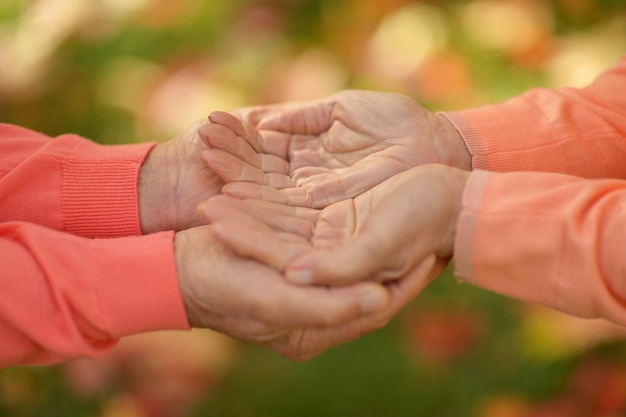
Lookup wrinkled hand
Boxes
[173,225,425,361]
[199,90,470,208]
[197,163,468,287]
[138,119,225,234]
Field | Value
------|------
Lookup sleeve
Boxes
[0,123,154,238]
[454,170,626,327]
[0,222,189,368]
[442,55,626,179]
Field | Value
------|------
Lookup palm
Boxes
[283,91,441,207]
[200,164,460,285]
[202,91,448,208]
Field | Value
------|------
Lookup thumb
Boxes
[285,234,389,286]
[257,102,333,135]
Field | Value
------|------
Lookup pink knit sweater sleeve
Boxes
[0,123,152,237]
[0,223,189,367]
[455,171,626,326]
[450,57,626,325]
[0,126,189,367]
[443,56,626,178]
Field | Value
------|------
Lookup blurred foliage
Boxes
[1,0,626,416]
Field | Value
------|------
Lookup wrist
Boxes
[138,143,176,234]
[435,113,472,171]
[174,229,199,328]
[438,166,471,258]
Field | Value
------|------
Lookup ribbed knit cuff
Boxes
[61,135,156,238]
[442,91,570,174]
[454,169,490,284]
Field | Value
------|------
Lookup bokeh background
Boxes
[1,0,626,416]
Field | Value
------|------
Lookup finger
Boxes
[209,110,293,162]
[199,195,317,237]
[214,195,319,230]
[291,168,400,210]
[209,111,263,152]
[197,201,309,271]
[203,149,294,189]
[222,182,315,207]
[383,255,441,313]
[257,130,294,159]
[279,256,440,360]
[198,123,260,167]
[267,281,390,329]
[256,101,334,135]
[199,123,290,175]
[325,256,440,341]
[284,232,393,286]
[212,222,305,272]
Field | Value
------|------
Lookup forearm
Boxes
[443,56,626,177]
[455,170,626,326]
[0,222,188,367]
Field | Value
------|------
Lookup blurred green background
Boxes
[1,0,626,416]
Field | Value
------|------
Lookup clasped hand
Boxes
[187,91,471,359]
[139,115,397,361]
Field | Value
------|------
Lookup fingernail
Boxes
[360,290,387,314]
[287,269,313,285]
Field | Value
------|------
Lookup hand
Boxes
[138,119,225,234]
[197,163,468,286]
[199,90,470,208]
[174,225,425,361]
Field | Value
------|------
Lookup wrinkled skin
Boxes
[199,90,470,209]
[138,119,225,234]
[197,163,468,289]
[173,225,440,361]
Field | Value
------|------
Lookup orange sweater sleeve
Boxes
[0,125,189,367]
[455,171,626,327]
[443,56,626,178]
[0,123,153,238]
[0,224,189,367]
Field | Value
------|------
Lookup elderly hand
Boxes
[199,90,470,208]
[173,225,427,361]
[197,163,467,287]
[138,119,226,234]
